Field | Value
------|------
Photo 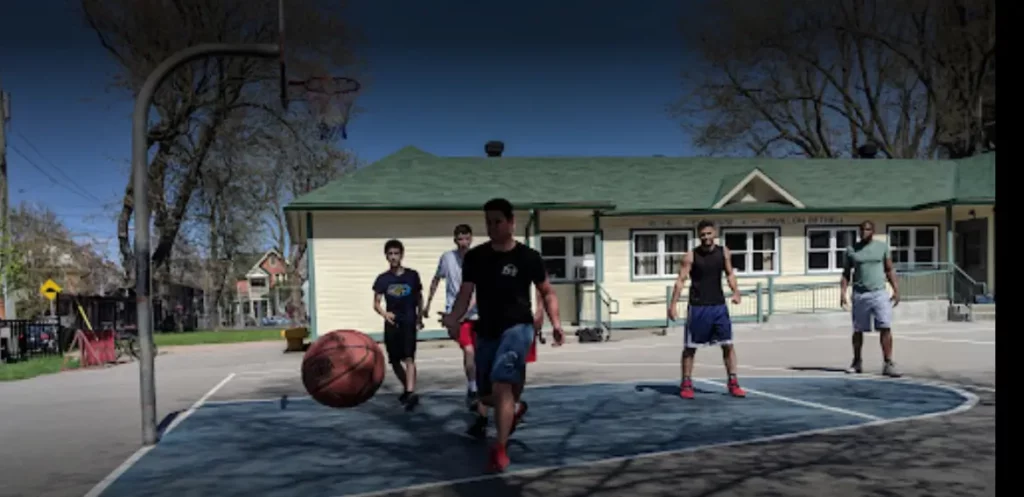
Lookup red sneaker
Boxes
[509,400,529,435]
[487,443,510,473]
[680,379,695,400]
[728,378,746,398]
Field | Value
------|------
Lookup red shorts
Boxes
[456,321,477,349]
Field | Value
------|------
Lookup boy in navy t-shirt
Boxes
[372,239,424,410]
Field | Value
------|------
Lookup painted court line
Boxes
[693,362,998,393]
[231,327,991,377]
[82,372,236,497]
[897,336,994,346]
[229,359,995,395]
[234,325,991,373]
[162,373,237,433]
[697,378,882,421]
[336,378,979,497]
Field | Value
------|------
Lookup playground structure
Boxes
[56,293,151,369]
[0,292,151,368]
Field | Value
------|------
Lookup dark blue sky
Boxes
[0,0,697,259]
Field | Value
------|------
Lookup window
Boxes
[887,226,938,269]
[632,230,693,278]
[722,228,780,275]
[250,277,267,288]
[539,234,595,281]
[806,226,859,272]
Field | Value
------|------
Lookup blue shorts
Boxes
[685,304,733,348]
[474,323,534,396]
[851,290,893,332]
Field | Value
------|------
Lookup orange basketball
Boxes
[301,329,385,408]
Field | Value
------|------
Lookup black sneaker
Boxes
[398,392,410,404]
[466,390,479,411]
[466,415,488,440]
[404,393,419,412]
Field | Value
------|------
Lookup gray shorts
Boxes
[851,290,893,332]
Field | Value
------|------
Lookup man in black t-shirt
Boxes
[372,239,424,411]
[443,198,565,473]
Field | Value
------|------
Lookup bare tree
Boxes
[250,107,357,323]
[8,203,122,319]
[80,0,361,289]
[193,117,269,329]
[673,0,995,158]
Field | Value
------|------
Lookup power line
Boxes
[6,143,102,204]
[12,130,104,203]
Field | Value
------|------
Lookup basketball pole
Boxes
[132,31,283,446]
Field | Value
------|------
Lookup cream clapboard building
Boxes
[285,145,995,340]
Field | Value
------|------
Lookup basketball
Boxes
[301,329,385,408]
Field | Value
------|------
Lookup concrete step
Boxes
[971,303,995,321]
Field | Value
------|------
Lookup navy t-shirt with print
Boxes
[463,242,547,339]
[372,269,422,326]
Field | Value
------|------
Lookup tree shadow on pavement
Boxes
[395,390,995,497]
[172,371,995,497]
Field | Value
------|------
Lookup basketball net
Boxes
[301,77,360,141]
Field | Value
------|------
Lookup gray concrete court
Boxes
[0,321,995,497]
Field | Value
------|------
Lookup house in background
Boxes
[234,249,292,325]
[284,144,995,340]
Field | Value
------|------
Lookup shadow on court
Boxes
[98,377,991,497]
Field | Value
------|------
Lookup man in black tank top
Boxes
[668,220,747,399]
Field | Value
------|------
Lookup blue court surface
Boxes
[98,376,974,497]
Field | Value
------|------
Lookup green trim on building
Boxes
[306,212,318,339]
[532,210,541,251]
[593,211,604,327]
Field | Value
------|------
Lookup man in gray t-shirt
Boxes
[840,220,902,378]
[424,224,479,408]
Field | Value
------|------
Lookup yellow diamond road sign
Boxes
[40,279,62,301]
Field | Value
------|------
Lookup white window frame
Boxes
[721,227,781,276]
[538,233,596,282]
[631,229,695,279]
[805,226,860,273]
[886,225,940,270]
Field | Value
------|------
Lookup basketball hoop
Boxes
[286,76,361,140]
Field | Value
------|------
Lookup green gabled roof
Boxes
[711,168,805,208]
[285,147,995,214]
[713,170,757,205]
[953,152,995,202]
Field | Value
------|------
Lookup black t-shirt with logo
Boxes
[463,242,547,339]
[372,268,422,327]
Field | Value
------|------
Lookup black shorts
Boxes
[383,322,417,363]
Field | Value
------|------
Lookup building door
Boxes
[955,218,988,287]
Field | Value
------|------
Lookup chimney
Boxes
[856,142,878,159]
[485,140,505,157]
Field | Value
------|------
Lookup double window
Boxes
[887,226,939,269]
[806,226,859,272]
[632,230,693,278]
[539,234,596,281]
[722,228,780,275]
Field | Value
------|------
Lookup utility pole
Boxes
[0,80,11,319]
